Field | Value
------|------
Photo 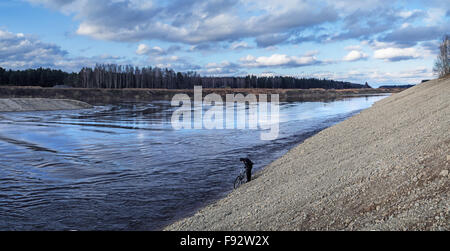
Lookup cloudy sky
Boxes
[0,0,449,86]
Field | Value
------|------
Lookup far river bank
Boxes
[0,86,403,105]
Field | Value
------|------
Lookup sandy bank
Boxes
[0,98,92,112]
[165,77,449,231]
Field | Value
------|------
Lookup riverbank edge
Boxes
[0,98,93,112]
[164,77,449,231]
[0,86,403,105]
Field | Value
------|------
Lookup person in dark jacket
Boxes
[240,158,254,182]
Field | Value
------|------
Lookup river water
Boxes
[0,95,388,230]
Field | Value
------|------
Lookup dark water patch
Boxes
[0,135,58,153]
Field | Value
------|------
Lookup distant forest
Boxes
[0,67,78,88]
[0,64,371,89]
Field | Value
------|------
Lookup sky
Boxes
[0,0,449,87]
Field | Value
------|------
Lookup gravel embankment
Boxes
[0,98,92,112]
[165,77,450,231]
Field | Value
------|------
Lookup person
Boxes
[240,158,254,182]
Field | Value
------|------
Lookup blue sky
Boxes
[0,0,449,87]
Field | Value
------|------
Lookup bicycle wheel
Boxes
[234,175,245,189]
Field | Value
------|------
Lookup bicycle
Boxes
[234,168,247,189]
[234,157,254,189]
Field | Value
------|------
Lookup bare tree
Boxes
[433,35,450,78]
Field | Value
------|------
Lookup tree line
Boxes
[78,64,368,89]
[78,64,201,89]
[1,64,369,89]
[0,67,78,87]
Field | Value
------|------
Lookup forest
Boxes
[0,64,370,89]
[0,67,78,87]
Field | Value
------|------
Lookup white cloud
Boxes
[343,50,368,62]
[136,44,150,55]
[373,47,421,61]
[259,72,276,77]
[230,41,252,50]
[397,9,422,19]
[240,53,321,68]
[141,54,201,72]
[136,43,181,56]
[200,61,241,76]
[400,23,411,29]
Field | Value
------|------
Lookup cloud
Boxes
[229,41,252,50]
[308,67,433,86]
[25,0,448,54]
[142,54,202,72]
[27,0,339,45]
[343,50,368,62]
[330,7,401,41]
[369,67,434,84]
[364,40,398,49]
[258,71,277,77]
[199,50,330,74]
[0,29,127,71]
[397,10,423,19]
[421,40,441,54]
[240,53,322,68]
[201,61,241,75]
[381,25,450,46]
[255,33,290,48]
[373,47,421,62]
[0,29,67,69]
[136,44,157,55]
[285,4,413,45]
[136,44,181,56]
[189,43,215,52]
[26,0,447,56]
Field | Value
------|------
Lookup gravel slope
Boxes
[0,98,92,112]
[165,77,450,231]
